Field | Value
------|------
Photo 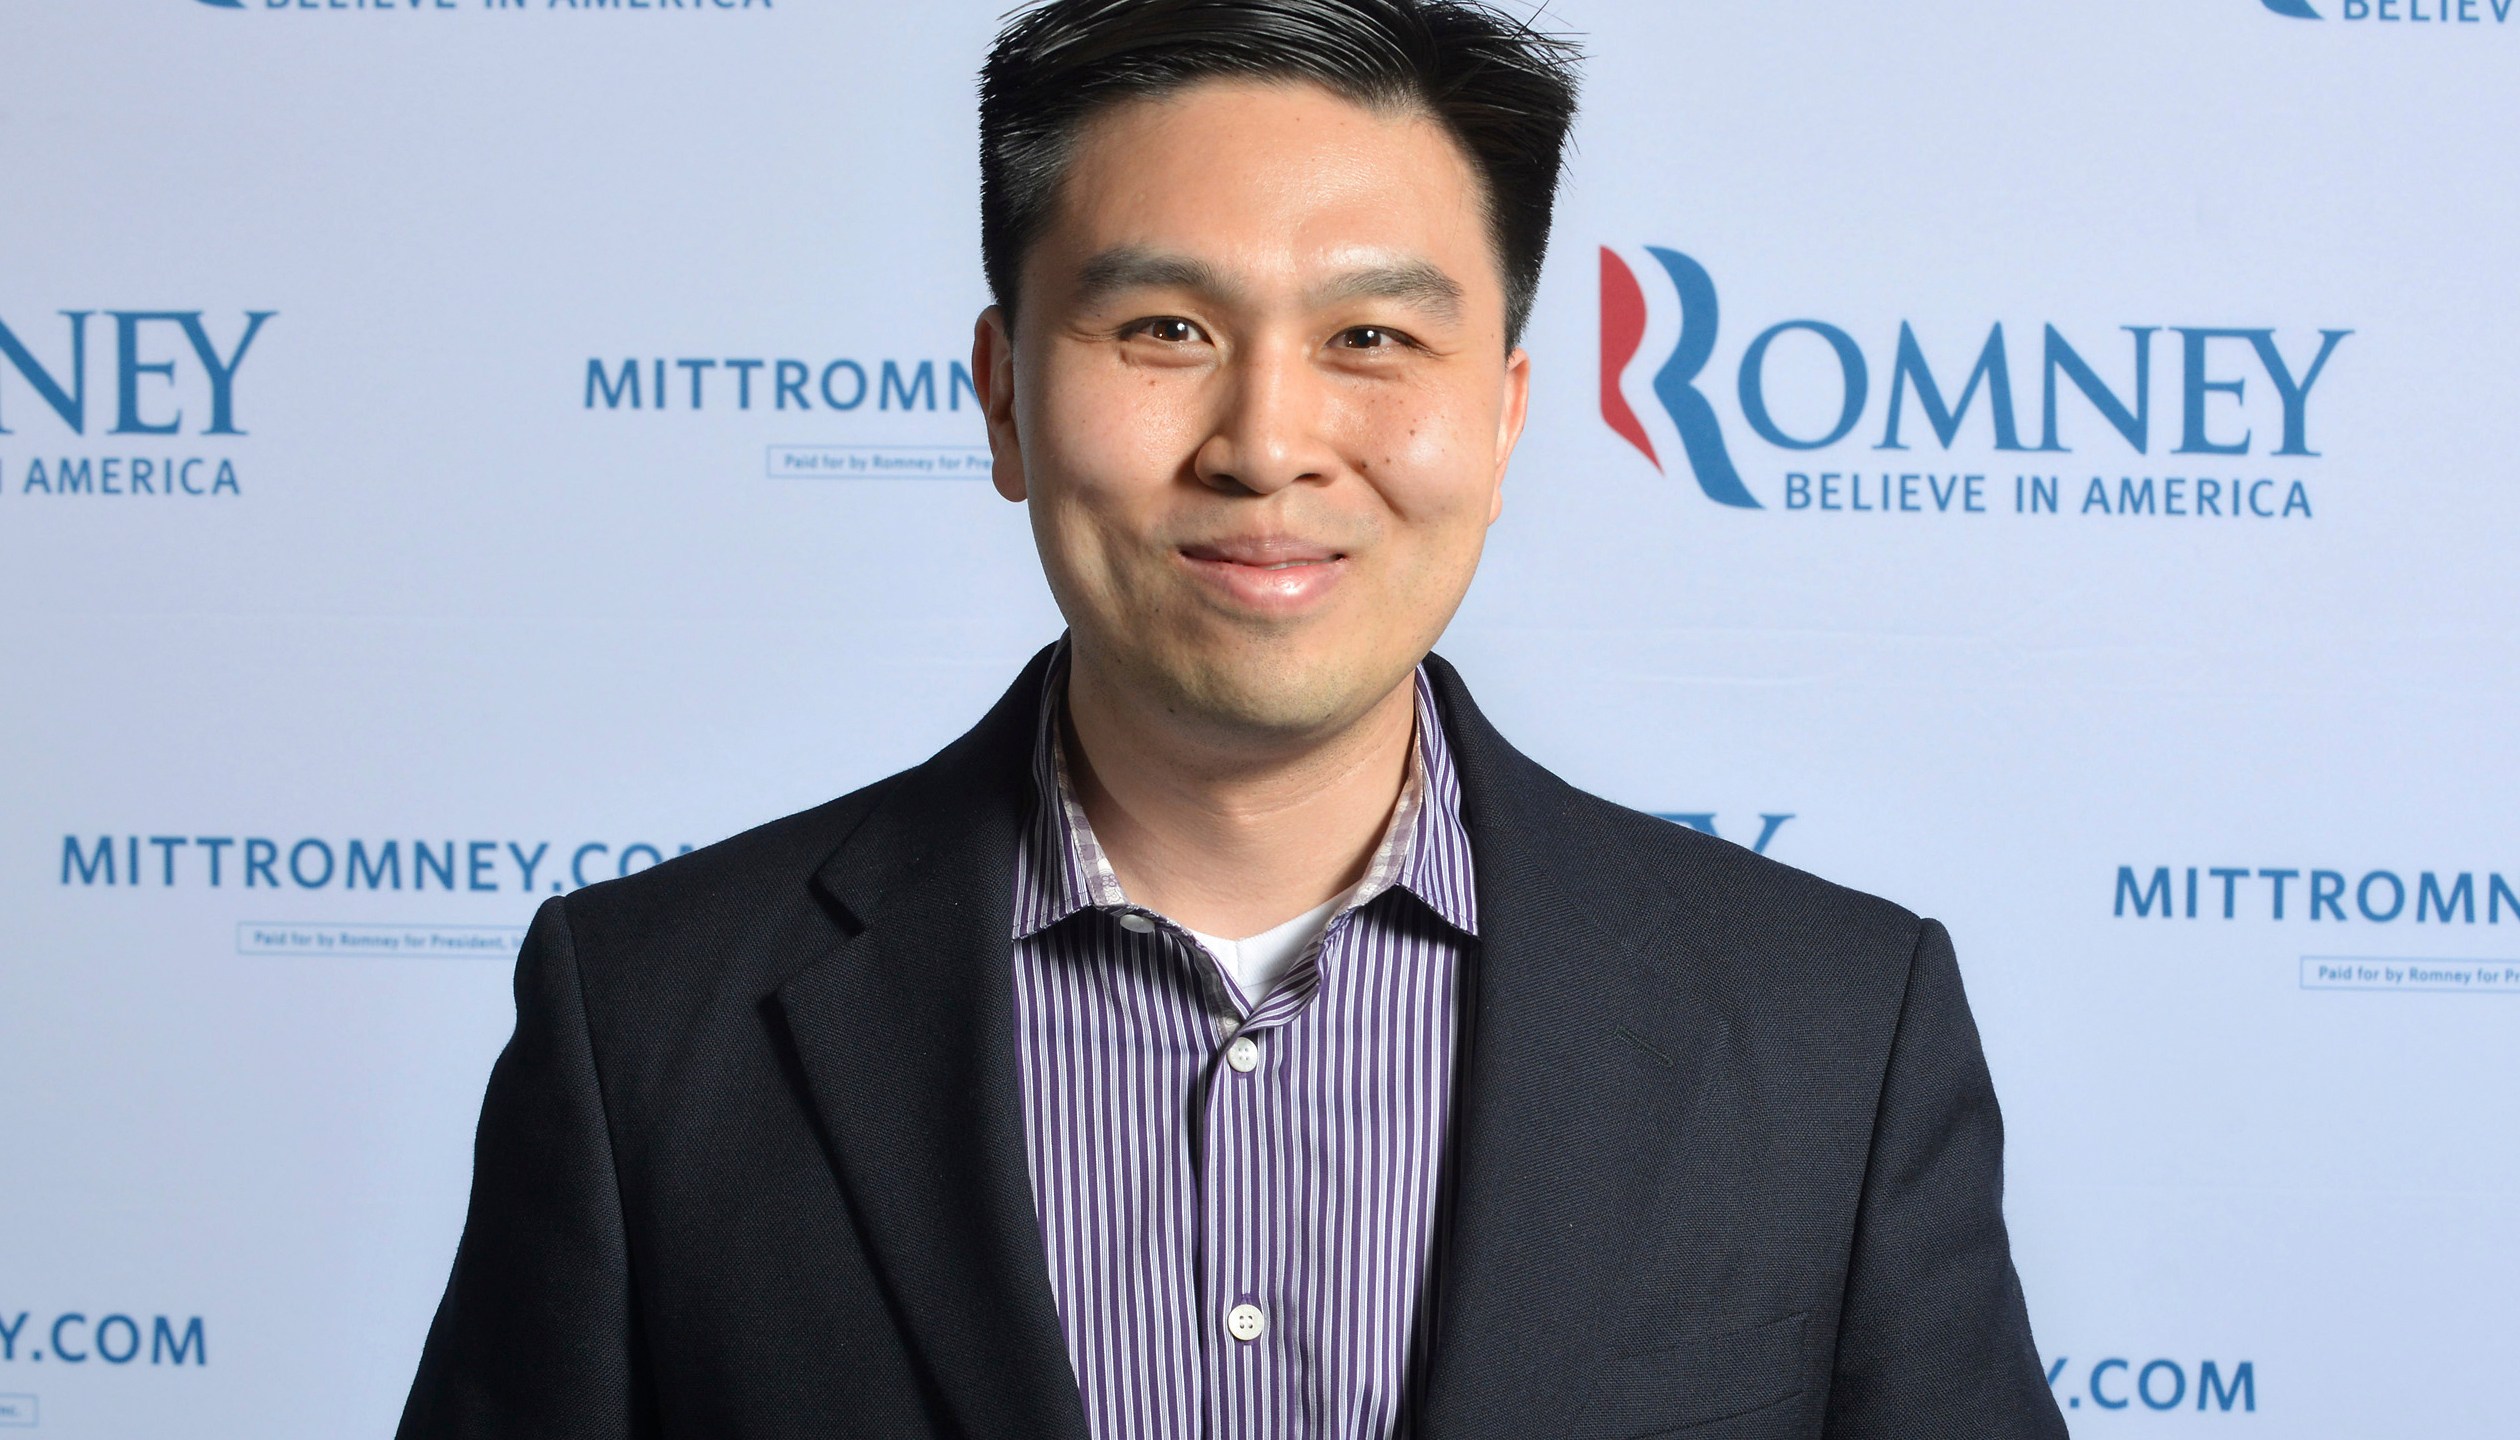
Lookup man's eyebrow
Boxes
[1071,247,1238,308]
[1311,260,1465,325]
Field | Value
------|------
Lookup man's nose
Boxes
[1191,341,1339,496]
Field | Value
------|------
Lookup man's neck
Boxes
[1061,646,1418,940]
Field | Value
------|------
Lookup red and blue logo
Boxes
[1598,246,1762,508]
[1599,244,2348,517]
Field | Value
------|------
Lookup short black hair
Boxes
[979,0,1582,347]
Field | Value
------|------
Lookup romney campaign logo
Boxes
[582,345,991,479]
[2045,1353,2256,1415]
[2112,859,2520,996]
[0,309,271,499]
[1598,246,2348,522]
[2112,862,2520,927]
[2259,0,2514,21]
[59,830,702,960]
[0,1308,207,1369]
[60,832,695,893]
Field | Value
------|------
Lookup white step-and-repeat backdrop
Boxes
[4,1,2513,1434]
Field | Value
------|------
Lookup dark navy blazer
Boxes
[398,642,2068,1439]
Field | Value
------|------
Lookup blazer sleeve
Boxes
[398,895,651,1440]
[1822,919,2066,1439]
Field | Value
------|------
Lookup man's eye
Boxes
[1335,326,1406,351]
[1130,318,1204,344]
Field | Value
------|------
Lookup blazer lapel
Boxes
[773,644,1092,1440]
[1415,654,1735,1440]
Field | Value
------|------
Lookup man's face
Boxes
[976,78,1530,741]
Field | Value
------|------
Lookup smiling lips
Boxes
[1177,535,1349,612]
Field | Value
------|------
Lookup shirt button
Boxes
[1225,1035,1261,1073]
[1117,912,1155,934]
[1226,1302,1267,1342]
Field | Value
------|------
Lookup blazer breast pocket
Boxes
[1579,1310,1809,1438]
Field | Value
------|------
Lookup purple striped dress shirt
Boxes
[1010,641,1479,1440]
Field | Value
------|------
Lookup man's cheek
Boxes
[1364,423,1477,495]
[1372,462,1489,530]
[1066,410,1193,497]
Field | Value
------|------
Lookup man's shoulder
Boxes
[1526,770,1922,953]
[1421,650,1925,978]
[550,774,900,988]
[1528,775,1933,1030]
[537,646,1058,1003]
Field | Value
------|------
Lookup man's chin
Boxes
[1142,638,1408,742]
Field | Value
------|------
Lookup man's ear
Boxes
[973,305,1027,502]
[1489,344,1531,524]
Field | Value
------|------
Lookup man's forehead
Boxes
[1032,84,1497,310]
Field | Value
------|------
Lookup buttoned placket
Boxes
[1110,898,1358,1439]
[1041,651,1438,1439]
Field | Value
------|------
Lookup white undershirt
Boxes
[1186,893,1346,1005]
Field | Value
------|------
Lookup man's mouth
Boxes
[1174,536,1352,611]
[1178,537,1346,567]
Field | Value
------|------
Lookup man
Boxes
[399,2,2067,1436]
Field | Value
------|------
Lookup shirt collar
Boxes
[1012,636,1477,940]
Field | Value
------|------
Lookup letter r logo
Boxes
[1599,246,1760,508]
